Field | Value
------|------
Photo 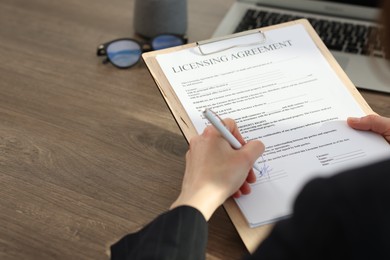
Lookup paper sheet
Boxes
[156,24,390,227]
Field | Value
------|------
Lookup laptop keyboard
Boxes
[235,9,385,58]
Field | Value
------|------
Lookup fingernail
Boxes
[348,117,360,123]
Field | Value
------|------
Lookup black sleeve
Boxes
[111,206,208,260]
[248,159,390,260]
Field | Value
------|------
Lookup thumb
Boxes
[241,140,265,164]
[348,115,390,135]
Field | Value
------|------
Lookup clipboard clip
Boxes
[196,30,266,56]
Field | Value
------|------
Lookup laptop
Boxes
[213,0,390,94]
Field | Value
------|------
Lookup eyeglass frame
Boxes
[96,34,188,69]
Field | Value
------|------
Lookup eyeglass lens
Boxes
[107,40,142,68]
[151,35,184,50]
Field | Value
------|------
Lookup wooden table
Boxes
[0,0,389,259]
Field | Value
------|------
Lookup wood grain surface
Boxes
[0,0,389,259]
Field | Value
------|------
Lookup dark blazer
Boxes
[111,206,208,260]
[111,159,390,260]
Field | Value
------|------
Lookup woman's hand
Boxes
[347,114,390,143]
[170,119,265,221]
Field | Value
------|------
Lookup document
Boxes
[155,23,390,227]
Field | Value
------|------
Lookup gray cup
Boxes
[133,0,187,38]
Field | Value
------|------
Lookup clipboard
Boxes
[142,19,373,253]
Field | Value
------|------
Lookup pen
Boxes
[202,108,261,172]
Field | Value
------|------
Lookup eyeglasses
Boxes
[96,34,187,69]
